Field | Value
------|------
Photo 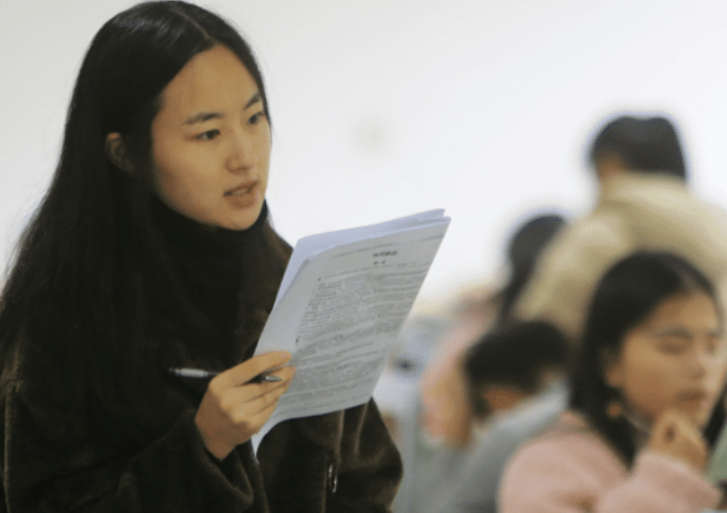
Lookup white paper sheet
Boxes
[251,210,449,451]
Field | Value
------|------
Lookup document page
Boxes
[251,210,449,449]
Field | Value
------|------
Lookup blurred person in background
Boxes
[385,291,492,513]
[513,114,727,346]
[420,213,567,448]
[394,213,565,513]
[420,290,495,448]
[430,320,569,513]
[464,321,567,420]
[374,317,448,446]
[500,251,727,513]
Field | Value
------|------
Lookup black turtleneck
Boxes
[149,199,270,368]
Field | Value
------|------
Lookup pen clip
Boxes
[249,373,282,384]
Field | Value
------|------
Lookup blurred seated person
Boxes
[374,316,448,445]
[407,214,565,513]
[513,114,727,346]
[465,320,568,421]
[430,321,569,513]
[420,290,495,448]
[373,316,449,513]
[500,251,727,513]
[421,213,566,448]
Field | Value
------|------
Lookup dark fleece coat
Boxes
[0,208,402,512]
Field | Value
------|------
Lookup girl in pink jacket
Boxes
[500,251,727,512]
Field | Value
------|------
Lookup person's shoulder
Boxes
[463,387,567,481]
[499,411,627,513]
[606,174,727,253]
[535,210,631,277]
[505,410,625,479]
[491,384,568,439]
[607,173,716,218]
[0,331,78,424]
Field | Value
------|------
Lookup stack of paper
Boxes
[252,210,450,448]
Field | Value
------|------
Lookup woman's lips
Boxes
[225,181,256,196]
[677,389,710,409]
[224,182,258,208]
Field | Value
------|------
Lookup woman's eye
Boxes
[658,339,688,354]
[197,129,220,141]
[248,111,266,125]
[705,335,725,355]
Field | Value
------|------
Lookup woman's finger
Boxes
[213,351,292,389]
[219,375,292,408]
[224,384,291,439]
[651,411,678,444]
[231,382,290,420]
[649,408,708,470]
[232,400,280,437]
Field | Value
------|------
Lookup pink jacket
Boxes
[499,412,721,513]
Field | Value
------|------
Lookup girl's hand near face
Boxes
[195,351,295,460]
[647,409,708,471]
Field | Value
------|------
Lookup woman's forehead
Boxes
[156,46,259,120]
[633,291,719,334]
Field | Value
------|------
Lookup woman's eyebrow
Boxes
[244,91,261,109]
[650,327,692,338]
[181,92,262,126]
[183,111,223,125]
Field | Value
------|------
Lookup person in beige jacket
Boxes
[513,114,727,345]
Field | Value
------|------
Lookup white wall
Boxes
[2,0,727,312]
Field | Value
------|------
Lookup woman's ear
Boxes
[601,349,623,389]
[105,133,133,174]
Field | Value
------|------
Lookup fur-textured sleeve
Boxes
[258,399,403,513]
[328,400,403,512]
[1,382,264,512]
[2,380,402,513]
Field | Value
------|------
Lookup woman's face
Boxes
[150,44,271,230]
[605,291,727,428]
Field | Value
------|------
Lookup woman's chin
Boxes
[209,205,265,231]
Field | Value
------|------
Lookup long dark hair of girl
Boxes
[0,1,288,441]
[494,213,566,326]
[570,251,727,465]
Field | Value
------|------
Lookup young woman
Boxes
[499,251,727,513]
[0,2,401,511]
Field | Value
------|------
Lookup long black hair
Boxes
[0,2,287,440]
[570,251,726,464]
[494,213,566,326]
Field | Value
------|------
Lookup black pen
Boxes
[168,367,282,383]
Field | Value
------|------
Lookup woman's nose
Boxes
[687,347,709,378]
[226,129,257,172]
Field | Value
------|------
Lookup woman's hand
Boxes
[195,351,295,460]
[647,409,708,471]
